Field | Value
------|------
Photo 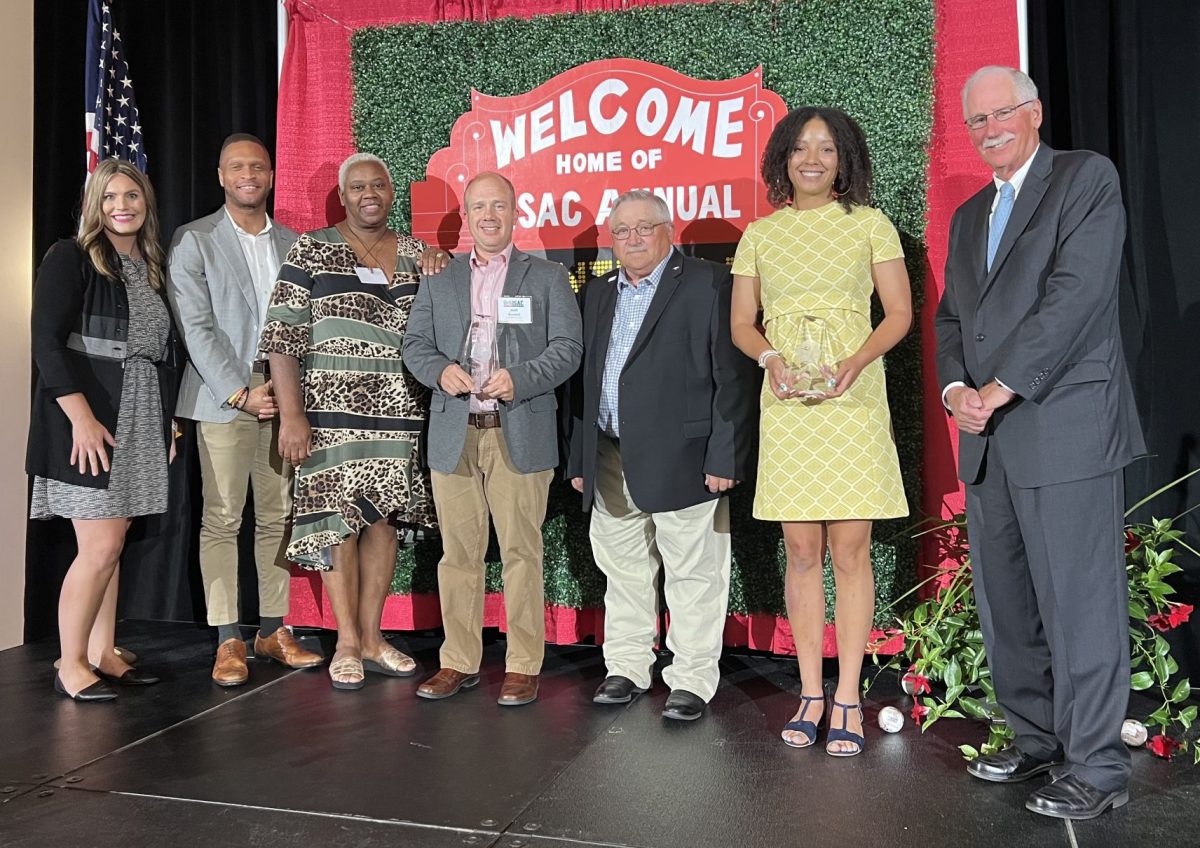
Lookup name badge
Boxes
[498,296,532,324]
[355,266,389,285]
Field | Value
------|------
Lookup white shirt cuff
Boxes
[941,381,966,410]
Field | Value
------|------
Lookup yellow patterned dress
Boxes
[732,202,907,521]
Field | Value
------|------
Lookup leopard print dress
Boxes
[259,227,436,570]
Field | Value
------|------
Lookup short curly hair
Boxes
[760,106,873,213]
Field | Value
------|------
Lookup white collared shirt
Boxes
[987,144,1039,227]
[224,207,280,334]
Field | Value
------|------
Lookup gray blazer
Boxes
[935,145,1145,488]
[402,248,582,474]
[166,208,298,422]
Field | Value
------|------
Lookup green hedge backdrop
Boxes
[349,0,934,625]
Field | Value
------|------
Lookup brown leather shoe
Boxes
[497,672,538,707]
[212,638,248,687]
[254,626,323,669]
[416,668,480,700]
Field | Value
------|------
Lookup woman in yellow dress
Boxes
[731,107,911,756]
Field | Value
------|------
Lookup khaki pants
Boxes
[196,373,293,627]
[590,436,731,702]
[431,426,551,675]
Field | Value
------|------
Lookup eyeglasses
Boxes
[964,99,1036,130]
[611,222,665,241]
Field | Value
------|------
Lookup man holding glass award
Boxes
[403,172,582,707]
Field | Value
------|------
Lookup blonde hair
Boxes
[77,159,165,289]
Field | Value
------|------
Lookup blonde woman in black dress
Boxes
[29,159,179,701]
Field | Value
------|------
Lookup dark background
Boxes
[29,0,279,632]
[27,0,1200,674]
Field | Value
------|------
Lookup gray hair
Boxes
[338,152,393,192]
[610,189,672,226]
[961,66,1039,114]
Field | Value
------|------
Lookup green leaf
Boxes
[1171,678,1192,704]
[1167,656,1179,675]
[1130,671,1155,691]
[1149,707,1172,726]
[944,657,963,690]
[959,744,979,761]
[1155,635,1172,657]
[959,696,989,719]
[1179,706,1197,730]
[945,684,964,704]
[1128,599,1148,620]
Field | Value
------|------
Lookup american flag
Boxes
[85,0,146,176]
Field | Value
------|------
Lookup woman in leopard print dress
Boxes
[260,153,438,689]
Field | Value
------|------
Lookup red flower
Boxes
[1148,613,1173,632]
[903,672,932,695]
[1148,603,1194,632]
[1124,530,1142,554]
[1168,603,1194,628]
[1147,734,1182,759]
[911,700,929,721]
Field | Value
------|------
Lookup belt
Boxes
[468,411,502,429]
[251,360,270,375]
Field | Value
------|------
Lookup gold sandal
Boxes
[328,656,365,691]
[361,644,416,677]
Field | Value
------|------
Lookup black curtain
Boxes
[27,0,278,640]
[1029,0,1200,673]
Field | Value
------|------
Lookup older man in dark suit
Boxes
[936,66,1145,820]
[567,190,756,721]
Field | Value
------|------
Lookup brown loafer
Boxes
[254,626,323,669]
[212,638,249,687]
[416,668,480,700]
[497,672,538,707]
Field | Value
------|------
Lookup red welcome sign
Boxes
[411,59,788,253]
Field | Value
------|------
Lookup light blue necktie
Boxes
[986,181,1015,271]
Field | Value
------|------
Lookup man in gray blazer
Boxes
[936,67,1145,820]
[403,172,582,707]
[167,134,322,686]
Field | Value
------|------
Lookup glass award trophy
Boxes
[786,315,838,398]
[461,315,500,395]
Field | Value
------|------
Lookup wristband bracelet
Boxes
[757,349,781,368]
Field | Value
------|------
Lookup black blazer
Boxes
[565,249,757,513]
[27,239,181,489]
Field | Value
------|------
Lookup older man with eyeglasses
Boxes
[935,66,1145,820]
[565,190,756,721]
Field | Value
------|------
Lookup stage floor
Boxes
[1,621,1196,847]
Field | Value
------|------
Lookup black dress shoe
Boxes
[97,668,160,686]
[967,747,1061,783]
[661,689,705,721]
[54,674,117,702]
[1025,774,1128,820]
[593,675,647,705]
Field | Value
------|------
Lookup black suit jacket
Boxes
[28,239,181,488]
[935,145,1145,488]
[565,249,757,513]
